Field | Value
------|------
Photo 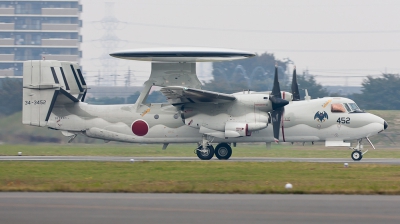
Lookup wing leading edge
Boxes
[160,86,236,105]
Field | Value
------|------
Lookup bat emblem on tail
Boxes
[314,111,329,122]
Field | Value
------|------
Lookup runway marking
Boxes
[1,203,400,221]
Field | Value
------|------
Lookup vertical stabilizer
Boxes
[22,60,86,127]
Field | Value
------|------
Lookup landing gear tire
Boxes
[196,145,214,160]
[351,151,363,161]
[215,143,232,160]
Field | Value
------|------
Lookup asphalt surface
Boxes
[1,156,400,164]
[0,193,399,224]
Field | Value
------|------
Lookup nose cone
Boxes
[384,120,388,130]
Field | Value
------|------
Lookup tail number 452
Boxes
[337,117,350,124]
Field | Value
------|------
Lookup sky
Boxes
[80,0,400,87]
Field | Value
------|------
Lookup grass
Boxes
[1,161,400,194]
[368,110,400,146]
[1,143,400,158]
[1,110,398,195]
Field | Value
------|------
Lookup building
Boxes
[0,0,82,76]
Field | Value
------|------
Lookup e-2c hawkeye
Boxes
[22,48,388,161]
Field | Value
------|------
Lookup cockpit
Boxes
[331,102,364,113]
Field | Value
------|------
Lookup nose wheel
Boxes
[350,137,375,161]
[351,151,362,161]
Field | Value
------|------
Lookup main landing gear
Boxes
[350,137,375,161]
[196,145,214,160]
[214,143,232,160]
[195,135,233,160]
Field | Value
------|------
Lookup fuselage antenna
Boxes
[304,89,311,101]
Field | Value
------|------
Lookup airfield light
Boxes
[285,183,293,189]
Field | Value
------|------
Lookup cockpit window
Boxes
[331,103,346,113]
[348,103,360,111]
[346,103,365,113]
[344,103,351,112]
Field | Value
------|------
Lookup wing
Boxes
[160,86,236,105]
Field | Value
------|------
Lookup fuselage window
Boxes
[331,103,346,113]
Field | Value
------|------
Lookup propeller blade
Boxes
[291,66,300,101]
[180,105,186,123]
[270,63,289,110]
[269,63,287,142]
[271,108,284,142]
[271,64,281,98]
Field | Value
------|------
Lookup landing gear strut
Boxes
[195,135,214,160]
[350,137,375,161]
[196,145,214,160]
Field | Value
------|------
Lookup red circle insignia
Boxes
[131,119,149,136]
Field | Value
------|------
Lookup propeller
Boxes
[269,64,289,142]
[180,105,186,124]
[291,66,300,101]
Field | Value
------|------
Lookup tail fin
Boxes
[22,60,87,127]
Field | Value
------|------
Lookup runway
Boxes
[0,193,399,224]
[1,156,400,164]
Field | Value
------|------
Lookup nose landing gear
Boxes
[351,150,362,161]
[350,137,375,161]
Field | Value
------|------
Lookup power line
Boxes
[118,21,400,34]
[84,69,148,73]
[82,39,400,53]
[265,49,400,53]
[90,2,126,86]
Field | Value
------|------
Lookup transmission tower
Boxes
[96,70,103,86]
[125,67,131,87]
[93,2,125,86]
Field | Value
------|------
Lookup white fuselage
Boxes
[47,96,385,145]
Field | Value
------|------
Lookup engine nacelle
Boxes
[281,91,293,102]
[225,122,250,137]
[248,122,268,131]
[224,122,268,137]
